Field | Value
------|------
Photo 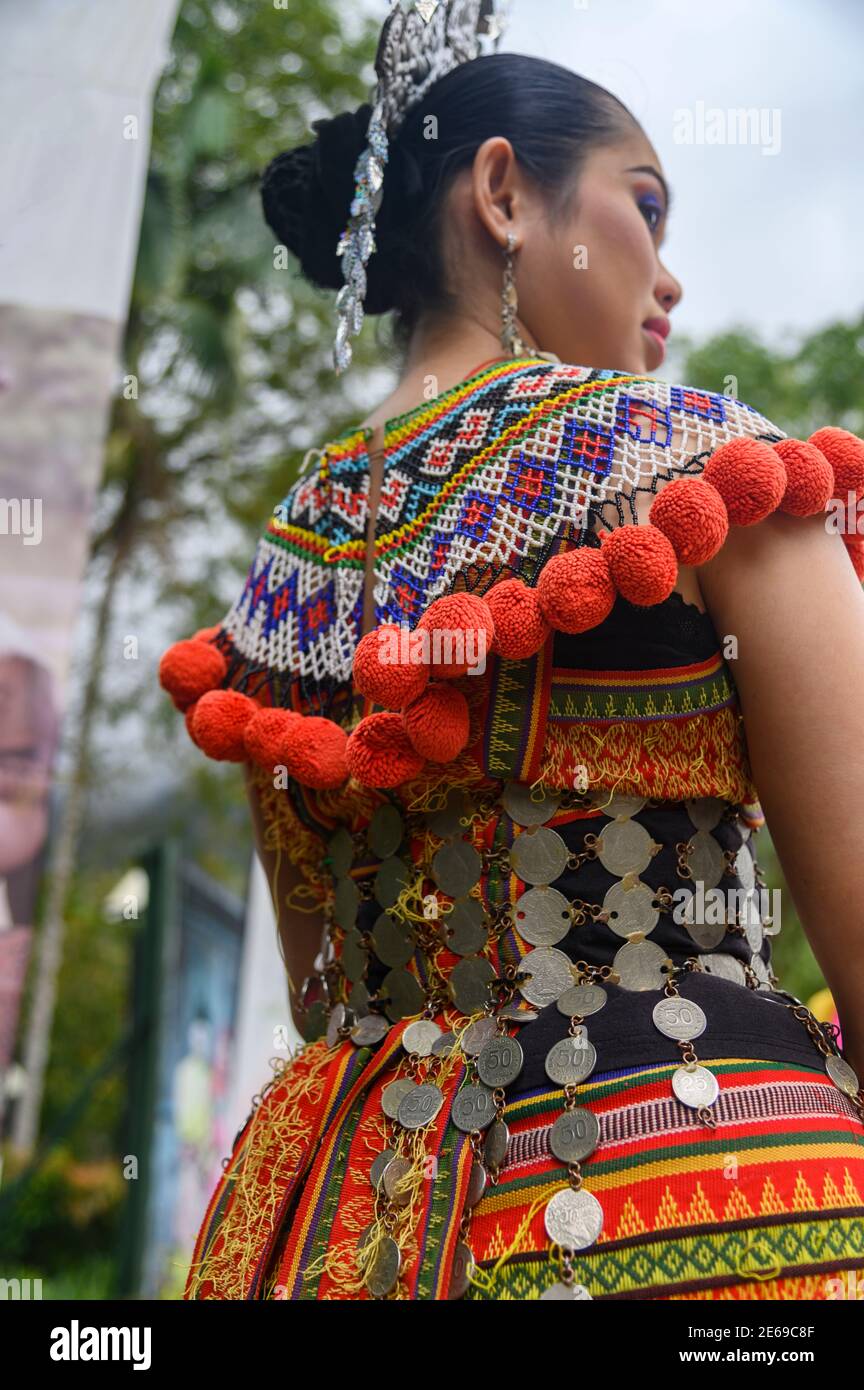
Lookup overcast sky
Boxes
[500,0,862,348]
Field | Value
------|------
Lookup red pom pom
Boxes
[192,690,257,761]
[599,525,678,606]
[808,427,864,501]
[193,625,222,643]
[279,716,349,789]
[403,684,470,762]
[702,437,787,525]
[159,639,227,710]
[345,712,426,787]
[416,593,494,677]
[648,478,729,565]
[485,578,551,659]
[772,440,835,516]
[536,547,616,634]
[843,535,864,581]
[184,702,201,747]
[353,623,430,708]
[243,707,304,771]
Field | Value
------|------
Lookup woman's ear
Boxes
[470,136,524,246]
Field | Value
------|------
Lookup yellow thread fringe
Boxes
[185,1040,334,1301]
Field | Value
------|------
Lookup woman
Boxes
[160,10,864,1301]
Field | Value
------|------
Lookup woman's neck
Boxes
[359,311,540,431]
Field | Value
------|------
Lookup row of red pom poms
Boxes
[158,428,864,791]
[344,426,864,785]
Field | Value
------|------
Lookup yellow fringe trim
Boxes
[185,1040,333,1301]
[540,705,759,804]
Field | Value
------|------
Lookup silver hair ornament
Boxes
[332,0,508,374]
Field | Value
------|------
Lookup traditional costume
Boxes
[158,1,864,1300]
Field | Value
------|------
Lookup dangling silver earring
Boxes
[501,232,529,359]
[500,232,561,364]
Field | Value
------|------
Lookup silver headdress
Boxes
[332,0,508,374]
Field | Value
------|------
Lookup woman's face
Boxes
[513,125,683,374]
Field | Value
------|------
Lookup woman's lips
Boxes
[642,326,666,366]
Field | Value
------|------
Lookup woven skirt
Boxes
[463,1057,864,1301]
[186,1042,864,1301]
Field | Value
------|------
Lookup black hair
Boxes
[261,53,637,348]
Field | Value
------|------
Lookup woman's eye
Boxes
[638,195,664,233]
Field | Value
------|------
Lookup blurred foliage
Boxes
[678,314,864,437]
[0,1147,124,1276]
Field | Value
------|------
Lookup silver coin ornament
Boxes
[544,1032,597,1087]
[484,1117,510,1168]
[603,879,659,939]
[476,1032,524,1088]
[699,952,747,986]
[510,826,569,885]
[449,957,496,1014]
[371,912,413,968]
[734,842,756,892]
[326,1002,351,1049]
[368,803,404,859]
[686,830,726,890]
[382,1155,412,1206]
[826,1053,861,1098]
[544,1187,604,1251]
[432,839,482,897]
[592,792,646,819]
[374,856,411,909]
[497,1001,540,1024]
[451,1083,497,1133]
[333,875,360,929]
[549,1106,600,1164]
[327,827,354,877]
[397,1081,445,1130]
[461,1015,498,1056]
[340,928,367,984]
[513,886,571,946]
[402,1019,442,1056]
[541,1281,593,1300]
[431,1030,458,1057]
[466,1160,488,1207]
[382,967,425,1021]
[370,1148,396,1188]
[596,818,656,876]
[381,1077,417,1120]
[613,938,671,991]
[448,1241,475,1299]
[444,897,488,955]
[350,1013,390,1047]
[557,982,607,1017]
[519,946,574,1007]
[363,1234,401,1297]
[672,1064,720,1108]
[652,996,707,1042]
[502,781,563,827]
[427,789,469,839]
[685,797,726,831]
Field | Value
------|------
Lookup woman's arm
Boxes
[698,508,864,1076]
[243,763,328,1036]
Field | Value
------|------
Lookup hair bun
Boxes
[261,103,427,314]
[260,106,373,295]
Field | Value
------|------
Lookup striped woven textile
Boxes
[463,1058,864,1300]
[184,1043,864,1301]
